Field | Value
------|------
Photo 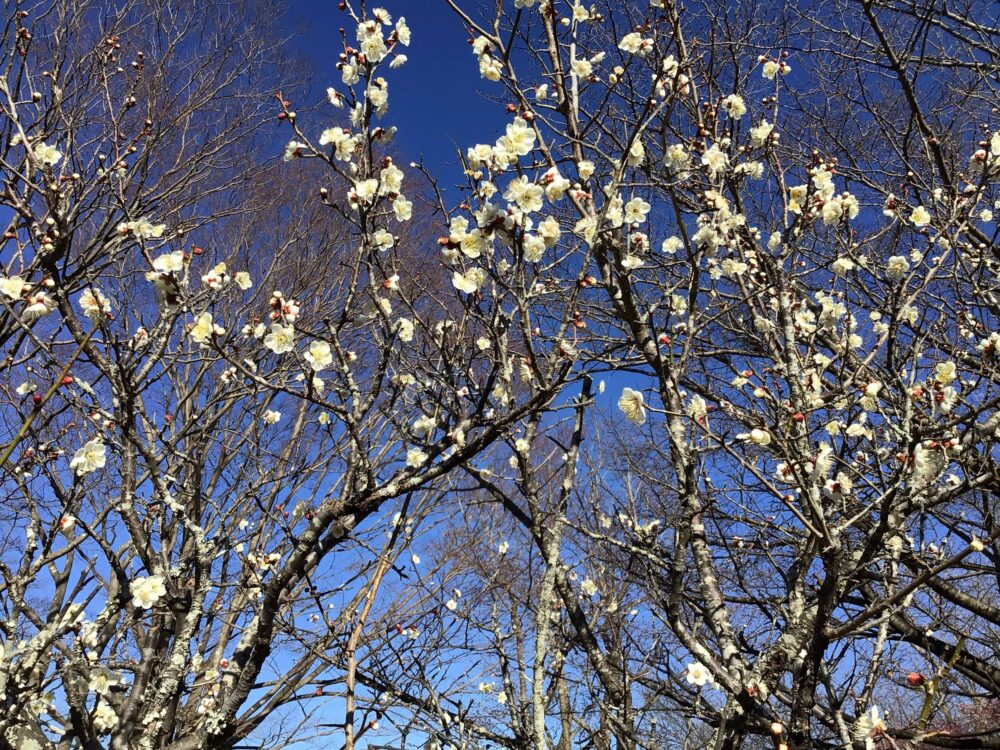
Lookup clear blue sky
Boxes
[284,0,506,177]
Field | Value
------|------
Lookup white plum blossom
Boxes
[750,119,775,147]
[624,197,652,224]
[92,699,118,733]
[721,93,746,119]
[264,324,295,354]
[910,205,931,227]
[70,439,107,476]
[0,275,28,300]
[685,662,713,687]
[452,268,487,294]
[304,340,333,370]
[120,217,167,239]
[393,195,413,222]
[885,255,909,280]
[351,178,379,207]
[619,32,653,56]
[189,312,221,345]
[397,318,415,342]
[702,145,728,178]
[22,291,57,321]
[130,574,167,609]
[498,117,535,158]
[572,57,593,78]
[88,667,121,695]
[851,706,888,746]
[319,127,356,161]
[618,388,646,425]
[32,140,62,166]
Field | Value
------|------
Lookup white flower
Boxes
[22,291,56,321]
[662,236,683,254]
[701,145,729,178]
[264,323,295,354]
[88,667,121,695]
[397,318,415,342]
[151,250,185,274]
[380,163,404,194]
[721,94,746,119]
[189,312,216,345]
[121,217,167,239]
[406,448,428,468]
[572,58,593,77]
[0,276,28,300]
[319,127,356,161]
[234,271,252,290]
[747,428,771,446]
[539,167,569,202]
[851,706,888,742]
[262,410,282,425]
[831,257,856,276]
[352,178,379,206]
[200,262,229,289]
[623,197,651,224]
[626,140,645,166]
[304,340,333,370]
[499,117,536,158]
[618,388,646,425]
[750,119,775,147]
[934,361,957,386]
[580,578,598,596]
[619,32,652,55]
[32,141,63,166]
[92,699,118,733]
[80,289,111,322]
[130,574,167,609]
[762,60,780,79]
[504,176,544,213]
[910,205,931,227]
[685,661,713,687]
[452,268,486,294]
[393,196,413,222]
[395,17,411,45]
[537,216,561,248]
[885,255,909,280]
[70,439,106,476]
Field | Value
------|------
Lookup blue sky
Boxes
[284,1,506,177]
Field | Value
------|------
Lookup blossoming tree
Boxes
[2,0,1000,749]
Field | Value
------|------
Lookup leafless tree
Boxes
[2,1,1000,750]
